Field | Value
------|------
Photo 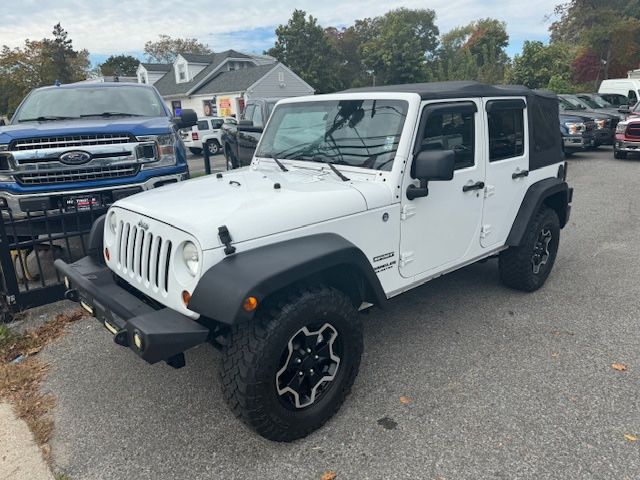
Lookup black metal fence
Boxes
[0,201,108,321]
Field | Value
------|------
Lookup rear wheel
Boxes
[499,206,560,292]
[188,147,203,155]
[206,140,220,155]
[220,285,363,441]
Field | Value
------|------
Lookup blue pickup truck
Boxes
[0,82,196,220]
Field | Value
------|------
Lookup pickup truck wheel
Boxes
[188,147,203,155]
[206,141,220,155]
[220,285,363,442]
[499,206,560,292]
[613,148,627,159]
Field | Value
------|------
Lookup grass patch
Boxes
[0,310,85,452]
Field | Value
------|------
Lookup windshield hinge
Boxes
[480,225,492,239]
[401,204,417,221]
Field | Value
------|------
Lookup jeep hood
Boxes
[114,167,380,250]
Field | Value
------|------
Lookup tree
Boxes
[144,35,212,63]
[41,23,89,84]
[436,18,510,83]
[267,10,342,93]
[550,0,640,84]
[99,55,140,76]
[325,23,374,89]
[358,8,440,85]
[508,40,576,89]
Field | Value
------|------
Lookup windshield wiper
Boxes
[18,116,76,122]
[80,112,143,118]
[313,155,350,182]
[267,154,288,172]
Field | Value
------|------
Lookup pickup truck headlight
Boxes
[594,119,606,129]
[182,241,199,276]
[616,123,627,134]
[0,148,14,182]
[138,134,177,169]
[563,122,584,135]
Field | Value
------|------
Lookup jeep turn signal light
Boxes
[182,290,191,306]
[243,296,258,312]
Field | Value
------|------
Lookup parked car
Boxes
[180,116,236,156]
[560,112,597,155]
[0,83,196,226]
[57,81,572,442]
[558,95,617,145]
[575,93,625,119]
[221,98,280,170]
[598,92,631,108]
[598,78,640,107]
[613,117,640,159]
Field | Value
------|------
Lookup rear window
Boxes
[211,119,224,129]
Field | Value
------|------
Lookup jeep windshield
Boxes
[257,99,408,171]
[14,86,167,123]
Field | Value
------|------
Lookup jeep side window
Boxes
[420,106,475,170]
[487,104,525,161]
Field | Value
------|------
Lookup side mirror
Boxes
[407,150,455,200]
[173,109,197,130]
[618,105,630,114]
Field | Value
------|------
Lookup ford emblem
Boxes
[59,150,91,165]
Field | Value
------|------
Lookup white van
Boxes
[598,79,640,107]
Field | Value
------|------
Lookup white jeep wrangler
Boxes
[56,81,572,442]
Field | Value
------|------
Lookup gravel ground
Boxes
[42,148,640,479]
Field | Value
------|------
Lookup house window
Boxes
[278,71,284,83]
[177,63,187,82]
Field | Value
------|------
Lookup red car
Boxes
[614,118,640,158]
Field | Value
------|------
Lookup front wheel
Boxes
[499,206,560,292]
[220,285,363,441]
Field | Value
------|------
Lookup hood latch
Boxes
[218,225,236,255]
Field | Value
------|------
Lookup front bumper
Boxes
[54,256,209,366]
[1,172,186,218]
[615,139,640,152]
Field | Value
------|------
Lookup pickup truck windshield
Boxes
[257,99,408,171]
[14,86,166,122]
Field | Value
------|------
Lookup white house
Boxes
[137,50,315,117]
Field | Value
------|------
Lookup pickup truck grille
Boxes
[15,164,140,185]
[626,124,640,139]
[10,133,135,151]
[116,220,172,293]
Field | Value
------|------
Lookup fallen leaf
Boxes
[551,352,559,358]
[624,433,638,442]
[612,363,627,372]
[400,395,411,405]
[320,471,337,480]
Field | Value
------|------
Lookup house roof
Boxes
[179,53,216,64]
[154,49,256,97]
[195,63,278,95]
[140,63,171,72]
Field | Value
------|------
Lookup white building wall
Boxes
[246,65,314,100]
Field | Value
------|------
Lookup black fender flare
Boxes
[87,214,106,263]
[506,178,572,247]
[188,233,387,325]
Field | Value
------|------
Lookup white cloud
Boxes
[0,0,557,56]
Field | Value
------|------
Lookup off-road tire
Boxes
[188,147,203,155]
[499,206,560,292]
[220,285,363,442]
[613,148,627,159]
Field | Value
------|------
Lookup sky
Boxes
[0,0,558,66]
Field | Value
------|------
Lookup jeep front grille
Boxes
[10,133,135,151]
[15,164,140,185]
[116,220,172,293]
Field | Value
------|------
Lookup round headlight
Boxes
[182,241,199,276]
[108,211,118,234]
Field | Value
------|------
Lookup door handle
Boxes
[512,169,529,179]
[462,181,485,192]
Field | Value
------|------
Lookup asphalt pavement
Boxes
[187,151,226,175]
[42,147,640,479]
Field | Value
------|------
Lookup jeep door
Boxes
[399,99,486,278]
[480,98,529,248]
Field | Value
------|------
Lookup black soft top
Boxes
[344,81,562,170]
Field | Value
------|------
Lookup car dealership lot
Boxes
[42,147,639,480]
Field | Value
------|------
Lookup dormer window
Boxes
[177,63,187,82]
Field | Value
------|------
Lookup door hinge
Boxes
[399,252,415,267]
[484,185,495,198]
[480,225,492,239]
[401,204,417,220]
